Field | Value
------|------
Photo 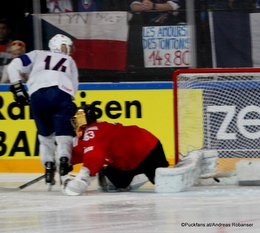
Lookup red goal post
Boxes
[173,68,260,173]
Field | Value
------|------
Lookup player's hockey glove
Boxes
[9,81,30,106]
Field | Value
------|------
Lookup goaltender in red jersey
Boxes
[62,104,169,195]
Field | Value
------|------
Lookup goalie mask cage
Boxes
[173,68,260,173]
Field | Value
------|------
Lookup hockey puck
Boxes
[213,177,220,182]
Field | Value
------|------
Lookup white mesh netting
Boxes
[175,70,260,172]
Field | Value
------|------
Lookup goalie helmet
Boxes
[48,34,73,55]
[84,104,98,125]
[71,105,98,133]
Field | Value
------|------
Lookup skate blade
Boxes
[47,181,55,191]
[47,183,53,191]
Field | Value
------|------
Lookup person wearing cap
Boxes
[0,40,26,83]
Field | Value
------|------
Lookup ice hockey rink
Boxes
[1,173,260,233]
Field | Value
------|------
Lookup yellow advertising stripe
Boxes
[0,160,44,173]
[0,160,83,173]
[216,158,260,173]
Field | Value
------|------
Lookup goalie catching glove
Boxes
[10,81,29,105]
[62,167,91,196]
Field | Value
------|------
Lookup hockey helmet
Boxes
[48,34,73,55]
[71,104,98,132]
[83,104,98,125]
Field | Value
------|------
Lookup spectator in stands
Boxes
[228,0,255,11]
[74,0,128,12]
[75,0,102,12]
[1,40,26,83]
[129,0,185,25]
[101,0,128,11]
[205,0,229,10]
[0,19,13,79]
[257,0,260,9]
[46,0,73,13]
[207,0,255,11]
[0,19,12,52]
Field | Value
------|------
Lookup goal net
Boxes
[173,68,260,174]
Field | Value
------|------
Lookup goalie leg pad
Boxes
[129,174,148,191]
[155,151,203,193]
[200,150,218,178]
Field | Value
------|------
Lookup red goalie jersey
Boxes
[71,121,158,176]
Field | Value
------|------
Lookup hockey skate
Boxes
[59,157,73,184]
[98,172,148,192]
[98,171,118,192]
[45,161,56,191]
[129,174,148,191]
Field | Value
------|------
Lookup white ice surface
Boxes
[0,173,260,233]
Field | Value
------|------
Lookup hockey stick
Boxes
[199,171,236,183]
[0,174,45,191]
[200,171,236,179]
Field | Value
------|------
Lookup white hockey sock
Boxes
[38,134,56,166]
[55,135,73,161]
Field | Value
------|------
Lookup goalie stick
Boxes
[0,174,45,191]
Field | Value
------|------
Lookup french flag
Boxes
[38,12,129,71]
[209,11,260,68]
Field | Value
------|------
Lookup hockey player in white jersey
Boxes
[7,34,79,189]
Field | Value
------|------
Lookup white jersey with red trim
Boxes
[7,50,78,97]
